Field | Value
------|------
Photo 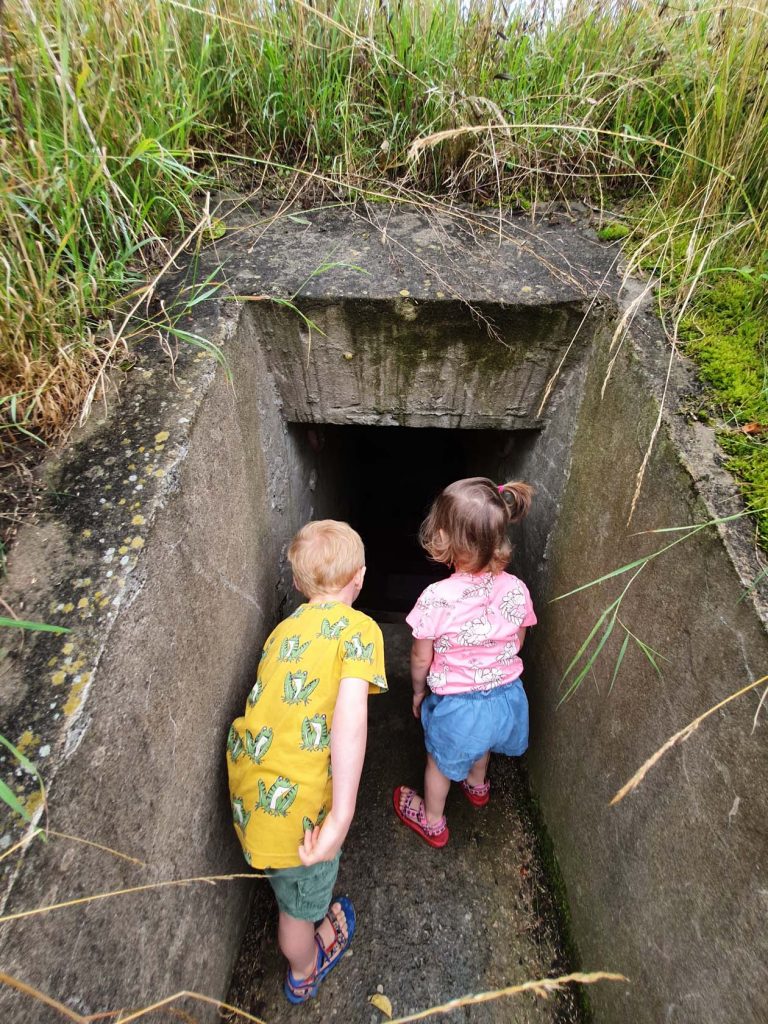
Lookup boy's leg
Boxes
[424,753,451,824]
[465,750,490,788]
[278,912,316,980]
[278,901,352,982]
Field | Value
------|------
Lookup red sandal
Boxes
[461,778,490,808]
[393,786,449,848]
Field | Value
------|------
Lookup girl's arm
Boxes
[298,676,368,866]
[411,638,434,718]
[517,627,527,650]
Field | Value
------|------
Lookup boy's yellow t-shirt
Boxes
[226,602,387,869]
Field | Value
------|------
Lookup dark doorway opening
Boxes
[306,425,529,617]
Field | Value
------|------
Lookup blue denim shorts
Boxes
[421,680,529,781]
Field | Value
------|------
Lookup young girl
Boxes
[394,477,535,848]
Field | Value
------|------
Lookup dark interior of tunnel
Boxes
[301,424,530,616]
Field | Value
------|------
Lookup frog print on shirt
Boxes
[302,804,328,832]
[247,678,264,707]
[244,726,273,764]
[300,713,330,751]
[278,635,311,662]
[317,615,349,639]
[282,670,321,705]
[344,631,374,662]
[232,796,251,832]
[227,725,244,763]
[256,776,299,817]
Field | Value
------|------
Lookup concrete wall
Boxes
[3,206,766,1022]
[523,325,768,1023]
[0,309,321,1021]
[256,298,587,428]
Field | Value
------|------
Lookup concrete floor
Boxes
[226,624,580,1023]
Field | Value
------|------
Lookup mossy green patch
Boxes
[597,222,630,242]
[679,275,768,545]
[681,279,767,422]
[718,432,768,547]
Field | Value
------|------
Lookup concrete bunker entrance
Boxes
[304,424,536,616]
[225,295,588,1017]
[230,419,577,1020]
[4,215,767,1024]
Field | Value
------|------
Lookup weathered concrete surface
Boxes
[0,304,322,1021]
[0,204,602,1021]
[227,624,581,1024]
[1,200,766,1023]
[257,299,580,429]
[521,311,768,1023]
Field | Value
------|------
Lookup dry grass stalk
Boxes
[0,828,145,867]
[0,970,85,1023]
[536,255,620,417]
[0,872,261,925]
[79,193,217,426]
[0,971,269,1024]
[387,970,628,1023]
[611,672,768,806]
[0,968,626,1024]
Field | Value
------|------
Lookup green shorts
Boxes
[265,854,341,921]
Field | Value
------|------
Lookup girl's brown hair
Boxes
[419,477,533,574]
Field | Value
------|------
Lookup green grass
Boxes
[1,1,767,523]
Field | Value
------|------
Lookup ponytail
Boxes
[498,481,534,523]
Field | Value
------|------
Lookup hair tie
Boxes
[497,484,505,494]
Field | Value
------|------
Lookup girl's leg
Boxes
[278,903,351,981]
[465,750,490,789]
[424,753,451,824]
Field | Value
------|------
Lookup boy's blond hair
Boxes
[288,520,365,598]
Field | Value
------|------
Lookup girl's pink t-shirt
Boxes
[405,571,537,695]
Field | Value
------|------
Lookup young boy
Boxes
[227,520,387,1003]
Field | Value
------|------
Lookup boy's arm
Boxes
[298,676,368,867]
[411,638,434,718]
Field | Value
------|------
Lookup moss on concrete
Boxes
[679,276,768,544]
[517,769,593,1022]
[597,222,630,242]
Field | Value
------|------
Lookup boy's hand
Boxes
[412,689,427,719]
[298,814,345,866]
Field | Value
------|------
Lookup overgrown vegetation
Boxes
[0,0,766,520]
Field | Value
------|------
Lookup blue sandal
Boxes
[284,896,356,1004]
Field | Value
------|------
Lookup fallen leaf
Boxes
[742,422,766,434]
[288,214,311,225]
[369,992,393,1018]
